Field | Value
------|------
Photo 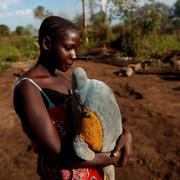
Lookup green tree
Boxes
[154,2,170,17]
[135,1,171,35]
[111,0,140,22]
[26,24,38,36]
[89,10,109,44]
[34,6,53,20]
[0,24,10,36]
[154,2,175,33]
[171,18,180,30]
[73,14,84,41]
[89,0,95,18]
[88,0,113,46]
[174,0,180,17]
[73,15,83,29]
[15,26,29,35]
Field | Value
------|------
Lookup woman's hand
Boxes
[60,127,132,168]
[111,127,133,167]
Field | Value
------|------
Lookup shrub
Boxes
[139,34,180,59]
[0,36,39,62]
[0,44,21,62]
[0,61,10,70]
[110,24,142,57]
[20,36,39,59]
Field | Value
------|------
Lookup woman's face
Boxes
[52,28,80,72]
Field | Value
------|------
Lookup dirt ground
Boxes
[0,60,179,180]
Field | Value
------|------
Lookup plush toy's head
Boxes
[72,67,122,156]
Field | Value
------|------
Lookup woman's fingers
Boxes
[112,135,124,156]
[112,128,133,166]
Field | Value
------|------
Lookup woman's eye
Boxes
[65,46,72,50]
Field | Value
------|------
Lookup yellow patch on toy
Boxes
[80,108,103,152]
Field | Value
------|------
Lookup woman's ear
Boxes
[42,36,52,51]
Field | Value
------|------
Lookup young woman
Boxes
[13,16,132,179]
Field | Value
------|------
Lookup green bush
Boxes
[0,44,21,61]
[0,36,39,62]
[20,37,39,59]
[110,25,141,57]
[139,34,180,58]
[0,61,10,70]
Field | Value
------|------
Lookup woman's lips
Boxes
[65,64,71,69]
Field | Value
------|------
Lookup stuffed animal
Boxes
[71,67,123,180]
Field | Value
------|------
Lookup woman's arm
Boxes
[60,127,132,168]
[14,80,132,168]
[13,80,62,160]
[112,126,133,166]
[61,151,121,168]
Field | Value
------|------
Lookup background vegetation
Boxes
[0,0,180,70]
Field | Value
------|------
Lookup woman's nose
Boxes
[70,50,76,59]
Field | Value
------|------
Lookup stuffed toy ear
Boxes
[72,67,89,105]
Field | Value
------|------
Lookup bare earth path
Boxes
[0,60,179,180]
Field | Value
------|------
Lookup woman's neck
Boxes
[36,53,56,76]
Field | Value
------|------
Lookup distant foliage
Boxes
[0,61,10,70]
[111,24,141,57]
[174,0,180,17]
[140,34,180,58]
[0,1,180,64]
[34,6,53,20]
[0,36,39,62]
[171,18,180,30]
[135,2,169,35]
[15,26,30,36]
[0,24,10,36]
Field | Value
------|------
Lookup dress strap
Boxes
[16,77,55,109]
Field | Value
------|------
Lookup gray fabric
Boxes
[72,67,123,180]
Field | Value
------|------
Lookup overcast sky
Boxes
[0,0,177,31]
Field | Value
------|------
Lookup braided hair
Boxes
[38,16,78,47]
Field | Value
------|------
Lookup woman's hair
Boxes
[38,16,78,46]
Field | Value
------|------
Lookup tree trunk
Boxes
[82,0,88,46]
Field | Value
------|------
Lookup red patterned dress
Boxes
[16,78,104,180]
[35,88,104,180]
